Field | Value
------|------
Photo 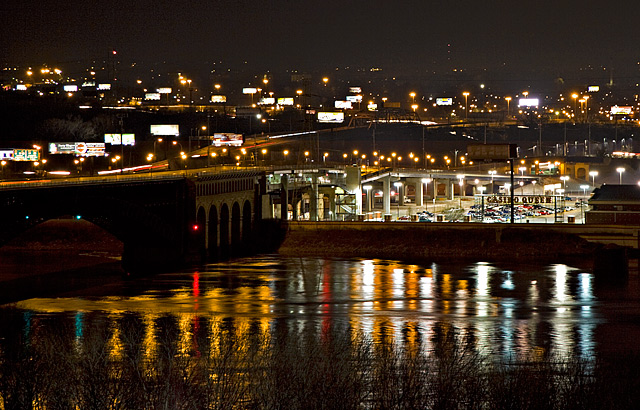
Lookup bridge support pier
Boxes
[280,175,289,220]
[383,175,391,215]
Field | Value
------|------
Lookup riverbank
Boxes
[277,221,602,263]
[0,219,124,304]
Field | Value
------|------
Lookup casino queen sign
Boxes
[486,195,555,204]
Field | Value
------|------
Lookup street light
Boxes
[617,167,625,184]
[462,92,470,120]
[488,170,497,194]
[589,170,598,186]
[571,93,579,119]
[560,175,569,192]
[394,181,403,219]
[410,92,416,104]
[505,96,512,117]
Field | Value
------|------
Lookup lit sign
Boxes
[211,95,227,103]
[0,150,14,160]
[436,98,453,106]
[63,85,78,92]
[335,100,353,109]
[611,106,633,115]
[486,195,555,205]
[518,98,539,107]
[277,97,294,106]
[212,133,243,147]
[13,149,39,161]
[97,83,111,90]
[346,95,362,103]
[242,87,258,94]
[367,103,378,111]
[48,143,105,157]
[318,112,344,123]
[150,124,179,136]
[259,97,275,105]
[467,144,517,160]
[157,87,172,94]
[588,85,600,92]
[82,81,95,87]
[105,134,135,146]
[349,87,362,94]
[16,84,27,91]
[145,93,161,101]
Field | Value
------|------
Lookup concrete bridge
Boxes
[0,170,267,273]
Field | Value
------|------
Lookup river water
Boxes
[2,256,640,408]
[3,256,639,361]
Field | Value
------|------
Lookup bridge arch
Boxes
[220,203,230,258]
[208,205,218,260]
[231,201,241,254]
[242,200,252,245]
[195,206,206,260]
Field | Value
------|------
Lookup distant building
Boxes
[586,184,640,225]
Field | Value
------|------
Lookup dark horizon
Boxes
[2,1,639,80]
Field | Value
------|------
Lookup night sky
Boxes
[2,1,639,77]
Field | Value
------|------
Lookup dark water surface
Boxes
[4,256,639,361]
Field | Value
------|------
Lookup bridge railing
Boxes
[0,171,189,190]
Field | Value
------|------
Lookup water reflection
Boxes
[4,257,616,366]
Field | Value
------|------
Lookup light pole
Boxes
[560,175,569,193]
[463,92,470,120]
[488,170,497,194]
[580,184,589,224]
[505,96,511,117]
[394,181,402,219]
[617,167,625,184]
[589,170,598,186]
[477,186,486,222]
[572,93,578,121]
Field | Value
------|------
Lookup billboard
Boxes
[588,85,600,92]
[63,85,78,92]
[346,95,362,103]
[82,81,96,87]
[0,150,13,160]
[277,97,294,106]
[349,87,362,94]
[211,95,227,103]
[436,98,453,106]
[242,87,258,94]
[611,106,633,115]
[335,100,353,109]
[467,144,517,160]
[384,101,401,108]
[97,83,111,90]
[318,112,344,123]
[16,84,27,91]
[145,92,161,100]
[259,97,275,105]
[48,142,105,157]
[157,87,172,94]
[150,124,179,136]
[212,133,243,147]
[367,103,378,111]
[12,149,39,161]
[105,134,135,146]
[518,98,539,107]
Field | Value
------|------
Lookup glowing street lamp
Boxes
[409,92,416,104]
[505,96,512,116]
[462,92,470,119]
[617,167,625,184]
[394,181,403,219]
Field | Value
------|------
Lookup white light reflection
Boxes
[362,260,375,303]
[554,264,570,303]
